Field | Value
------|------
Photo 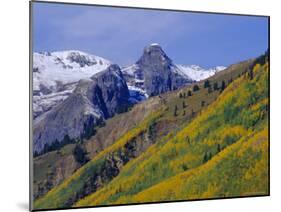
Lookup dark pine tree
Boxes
[193,84,200,92]
[249,69,254,80]
[73,144,90,165]
[217,144,221,153]
[221,80,226,91]
[208,152,213,160]
[204,80,210,88]
[174,105,178,116]
[201,100,205,107]
[203,152,208,163]
[182,101,187,109]
[182,164,188,171]
[213,82,219,91]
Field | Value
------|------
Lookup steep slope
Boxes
[33,97,162,200]
[33,54,260,210]
[75,61,268,206]
[130,128,268,202]
[33,51,111,118]
[34,110,165,209]
[33,64,130,155]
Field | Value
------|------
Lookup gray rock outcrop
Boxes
[122,44,193,97]
[33,64,129,154]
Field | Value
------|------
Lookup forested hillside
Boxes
[34,53,269,210]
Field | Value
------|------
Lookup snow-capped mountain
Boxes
[121,43,225,101]
[33,50,111,118]
[33,64,130,154]
[33,46,226,118]
[176,64,226,81]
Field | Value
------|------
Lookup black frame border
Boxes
[29,1,270,211]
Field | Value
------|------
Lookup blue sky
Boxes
[32,2,268,68]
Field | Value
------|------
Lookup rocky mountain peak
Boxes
[143,43,163,54]
[137,43,172,68]
[131,43,191,96]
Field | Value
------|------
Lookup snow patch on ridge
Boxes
[33,50,111,118]
[150,43,160,46]
[176,64,226,81]
[33,50,111,92]
[128,85,149,104]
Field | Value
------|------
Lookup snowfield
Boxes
[175,64,226,81]
[33,50,111,118]
[33,50,111,92]
[128,85,149,104]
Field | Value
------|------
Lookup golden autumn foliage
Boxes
[75,62,269,207]
[34,110,164,209]
[131,128,268,202]
[34,57,269,210]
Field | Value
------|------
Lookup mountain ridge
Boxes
[33,45,225,116]
[33,64,130,155]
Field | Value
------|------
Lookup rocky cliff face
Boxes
[33,51,111,118]
[90,64,130,117]
[122,44,193,97]
[33,64,130,155]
